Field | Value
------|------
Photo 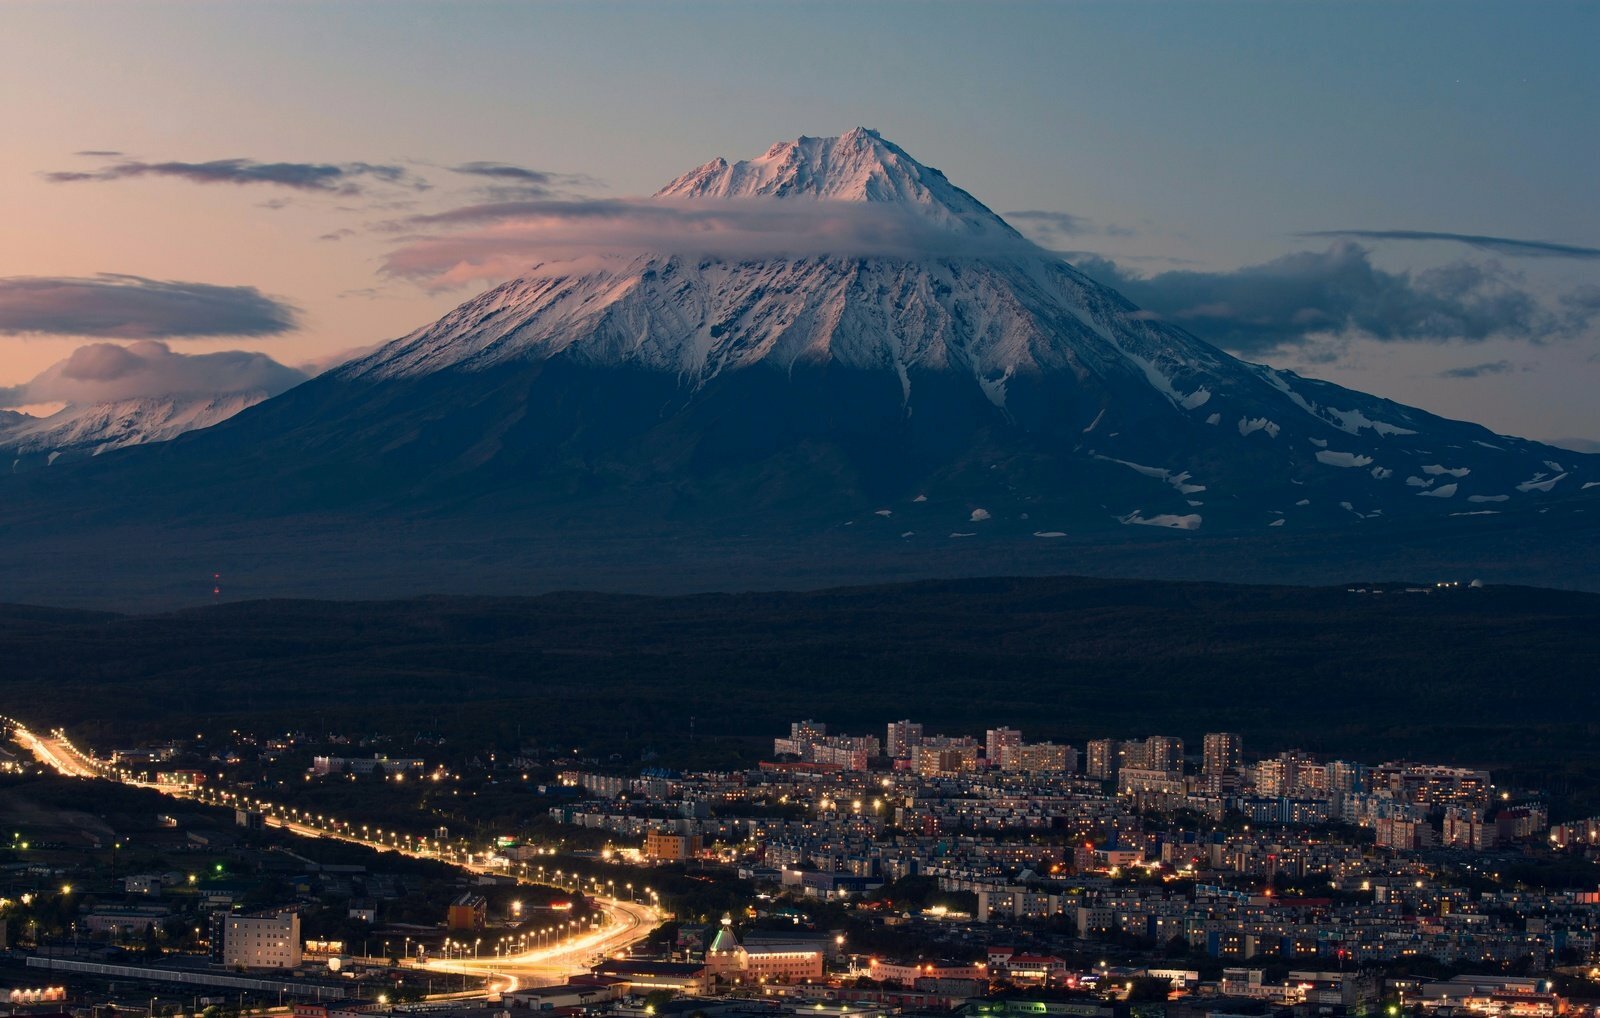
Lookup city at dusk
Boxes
[0,8,1598,1018]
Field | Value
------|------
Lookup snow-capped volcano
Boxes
[2,129,1596,607]
[327,129,1593,531]
[342,129,1234,407]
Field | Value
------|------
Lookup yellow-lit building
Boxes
[644,831,701,862]
[705,915,824,984]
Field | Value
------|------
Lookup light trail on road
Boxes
[6,717,666,992]
[4,719,100,779]
[262,814,661,982]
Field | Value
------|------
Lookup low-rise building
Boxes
[221,910,301,970]
[645,831,702,862]
[447,893,487,930]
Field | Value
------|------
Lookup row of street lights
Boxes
[6,716,668,981]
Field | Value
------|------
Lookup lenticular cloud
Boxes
[0,340,308,408]
[382,197,1044,288]
[0,274,299,339]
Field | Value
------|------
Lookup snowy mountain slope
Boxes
[655,127,1020,237]
[1,392,273,469]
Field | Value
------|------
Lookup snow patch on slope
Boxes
[1094,454,1206,494]
[1328,406,1418,437]
[1119,511,1202,531]
[1317,450,1374,468]
[1256,366,1418,437]
[1238,417,1280,439]
[1517,472,1567,493]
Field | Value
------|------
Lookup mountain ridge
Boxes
[2,391,274,469]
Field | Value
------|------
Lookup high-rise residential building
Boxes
[1202,732,1242,775]
[774,723,879,770]
[1370,762,1492,810]
[1325,760,1366,809]
[1374,816,1436,851]
[1297,762,1329,796]
[912,744,980,776]
[790,720,827,742]
[1003,742,1075,773]
[885,720,923,759]
[1495,805,1549,843]
[1252,757,1289,797]
[1143,736,1184,773]
[1251,750,1317,797]
[986,727,1023,767]
[1085,739,1122,781]
[1443,808,1496,851]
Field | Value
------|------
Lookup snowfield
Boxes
[1316,450,1374,468]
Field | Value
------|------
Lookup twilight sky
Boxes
[2,0,1596,447]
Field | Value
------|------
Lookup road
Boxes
[411,893,658,992]
[264,815,661,987]
[7,718,665,993]
[4,719,101,779]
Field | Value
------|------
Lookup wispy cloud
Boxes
[1074,243,1596,355]
[44,157,424,194]
[296,341,387,376]
[0,340,307,408]
[1436,359,1517,379]
[449,161,593,185]
[1299,229,1600,260]
[0,274,299,339]
[1561,285,1600,317]
[1005,209,1132,243]
[441,160,601,202]
[451,161,562,183]
[1005,210,1093,236]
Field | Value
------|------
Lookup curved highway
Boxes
[7,717,666,994]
